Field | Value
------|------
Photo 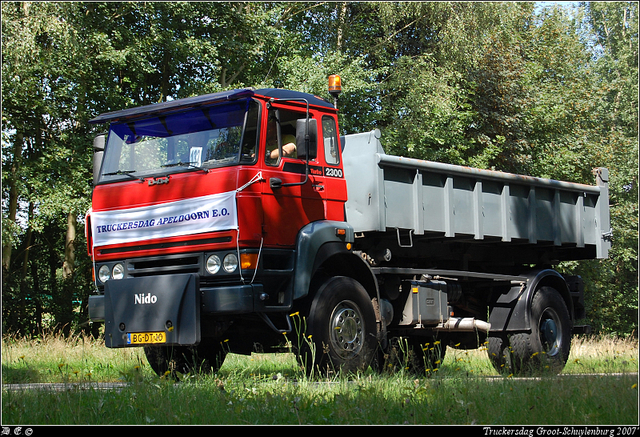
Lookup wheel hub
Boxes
[330,301,364,359]
[542,319,557,342]
[539,310,561,357]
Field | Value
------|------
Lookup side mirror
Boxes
[295,118,317,161]
[92,133,106,186]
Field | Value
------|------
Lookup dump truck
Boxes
[87,77,611,376]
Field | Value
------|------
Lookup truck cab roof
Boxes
[89,88,335,125]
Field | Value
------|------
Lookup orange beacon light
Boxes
[328,75,342,98]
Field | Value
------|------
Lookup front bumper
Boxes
[88,273,264,348]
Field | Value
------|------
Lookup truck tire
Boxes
[488,286,571,375]
[299,276,378,376]
[144,338,227,378]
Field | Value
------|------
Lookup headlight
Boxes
[112,263,125,280]
[98,265,111,283]
[206,254,221,274]
[223,253,238,273]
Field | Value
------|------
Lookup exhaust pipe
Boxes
[436,317,491,333]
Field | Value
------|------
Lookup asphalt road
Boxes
[3,373,637,392]
[2,382,130,392]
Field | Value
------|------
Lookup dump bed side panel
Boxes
[343,130,610,260]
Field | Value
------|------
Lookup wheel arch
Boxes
[489,269,573,334]
[526,269,574,323]
[313,247,379,300]
[292,220,379,302]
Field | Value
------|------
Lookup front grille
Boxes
[127,254,202,277]
[99,237,232,255]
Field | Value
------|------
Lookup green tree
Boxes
[1,1,300,334]
[573,1,638,335]
[2,1,92,333]
[2,1,636,337]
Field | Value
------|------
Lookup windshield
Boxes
[99,99,259,183]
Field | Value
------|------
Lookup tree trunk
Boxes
[2,131,23,275]
[20,201,34,284]
[59,212,77,336]
[337,2,348,51]
[62,212,76,280]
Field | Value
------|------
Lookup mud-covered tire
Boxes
[488,286,571,375]
[144,338,227,378]
[299,276,378,376]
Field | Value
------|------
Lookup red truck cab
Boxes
[88,88,346,256]
[87,87,358,371]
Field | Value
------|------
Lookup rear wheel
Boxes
[488,286,571,375]
[144,338,227,378]
[298,276,378,376]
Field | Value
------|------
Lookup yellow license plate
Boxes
[127,331,166,345]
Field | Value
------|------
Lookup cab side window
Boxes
[265,108,303,166]
[322,116,340,165]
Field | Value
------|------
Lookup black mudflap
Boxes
[103,273,200,348]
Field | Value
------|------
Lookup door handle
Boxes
[270,177,282,189]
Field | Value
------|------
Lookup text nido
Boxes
[134,293,158,305]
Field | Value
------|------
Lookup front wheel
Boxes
[298,276,378,376]
[488,286,571,375]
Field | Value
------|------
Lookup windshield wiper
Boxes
[161,161,209,173]
[102,170,145,182]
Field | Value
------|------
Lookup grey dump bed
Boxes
[342,130,611,260]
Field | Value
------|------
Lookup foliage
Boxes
[2,1,637,336]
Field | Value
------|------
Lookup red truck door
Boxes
[317,114,347,222]
[260,104,325,247]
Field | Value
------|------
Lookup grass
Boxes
[2,332,638,425]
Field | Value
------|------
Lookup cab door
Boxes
[317,114,347,222]
[260,105,324,247]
